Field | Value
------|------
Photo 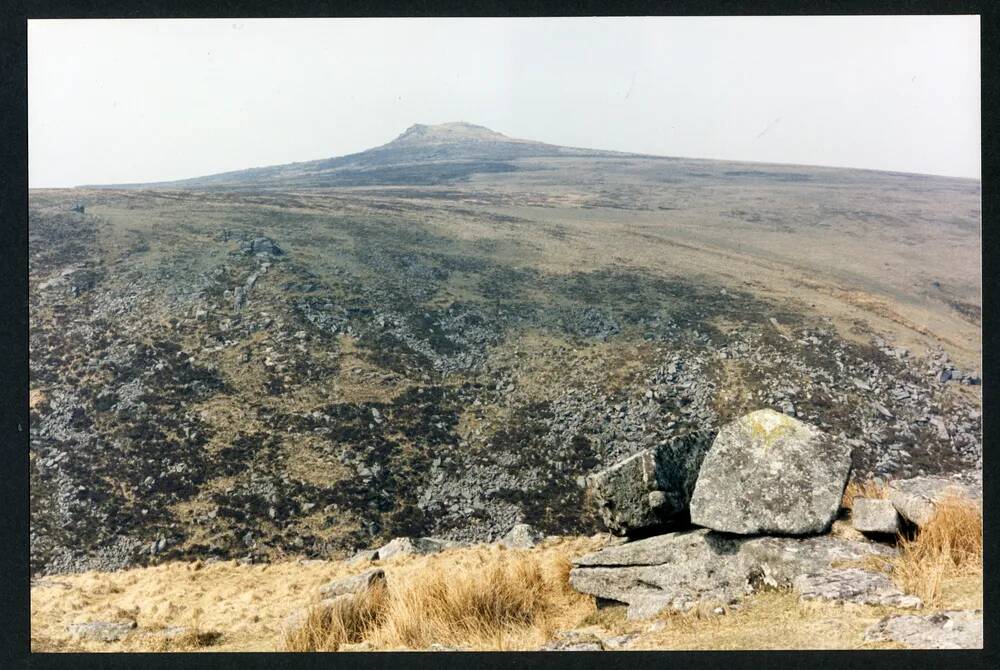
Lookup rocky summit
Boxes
[689,409,852,535]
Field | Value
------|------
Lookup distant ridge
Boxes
[87,122,646,190]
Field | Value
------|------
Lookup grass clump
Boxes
[890,494,982,605]
[283,581,389,652]
[282,549,585,651]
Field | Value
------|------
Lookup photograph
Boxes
[27,15,982,652]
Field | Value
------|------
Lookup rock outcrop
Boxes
[689,409,852,535]
[887,472,982,527]
[586,431,713,535]
[569,528,895,619]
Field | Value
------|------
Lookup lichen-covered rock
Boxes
[499,523,544,549]
[319,568,385,598]
[689,409,852,535]
[569,528,894,619]
[887,473,982,527]
[864,610,983,649]
[793,568,921,608]
[851,498,900,534]
[586,431,713,535]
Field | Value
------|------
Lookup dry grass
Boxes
[283,549,584,651]
[888,494,982,605]
[32,536,603,652]
[32,523,983,652]
[633,589,906,650]
[284,582,389,652]
[841,478,889,510]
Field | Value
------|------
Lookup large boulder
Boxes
[689,409,852,535]
[569,528,895,619]
[887,472,982,527]
[586,431,713,535]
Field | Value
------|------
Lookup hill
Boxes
[85,122,645,190]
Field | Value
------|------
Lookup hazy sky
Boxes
[29,16,981,187]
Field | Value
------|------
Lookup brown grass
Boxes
[283,550,583,651]
[283,582,389,652]
[633,589,907,650]
[841,478,889,509]
[889,495,982,605]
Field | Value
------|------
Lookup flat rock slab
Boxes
[864,610,983,649]
[586,431,713,536]
[319,568,385,598]
[887,473,982,527]
[65,620,137,642]
[570,529,896,619]
[794,568,921,608]
[689,410,852,535]
[851,498,900,534]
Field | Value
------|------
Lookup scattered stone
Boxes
[499,523,544,549]
[851,498,900,535]
[604,633,639,649]
[689,410,852,535]
[864,610,982,649]
[793,568,921,608]
[540,630,605,651]
[242,237,284,256]
[65,620,137,642]
[347,549,379,566]
[586,431,713,535]
[887,473,982,527]
[319,568,386,598]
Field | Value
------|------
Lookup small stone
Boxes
[319,568,385,598]
[499,523,544,549]
[66,620,137,642]
[851,498,900,534]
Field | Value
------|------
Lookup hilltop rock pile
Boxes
[571,409,980,647]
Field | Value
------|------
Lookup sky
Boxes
[28,16,981,187]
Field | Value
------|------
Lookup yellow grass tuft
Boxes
[890,494,982,605]
[841,478,889,510]
[283,582,389,652]
[282,548,591,651]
